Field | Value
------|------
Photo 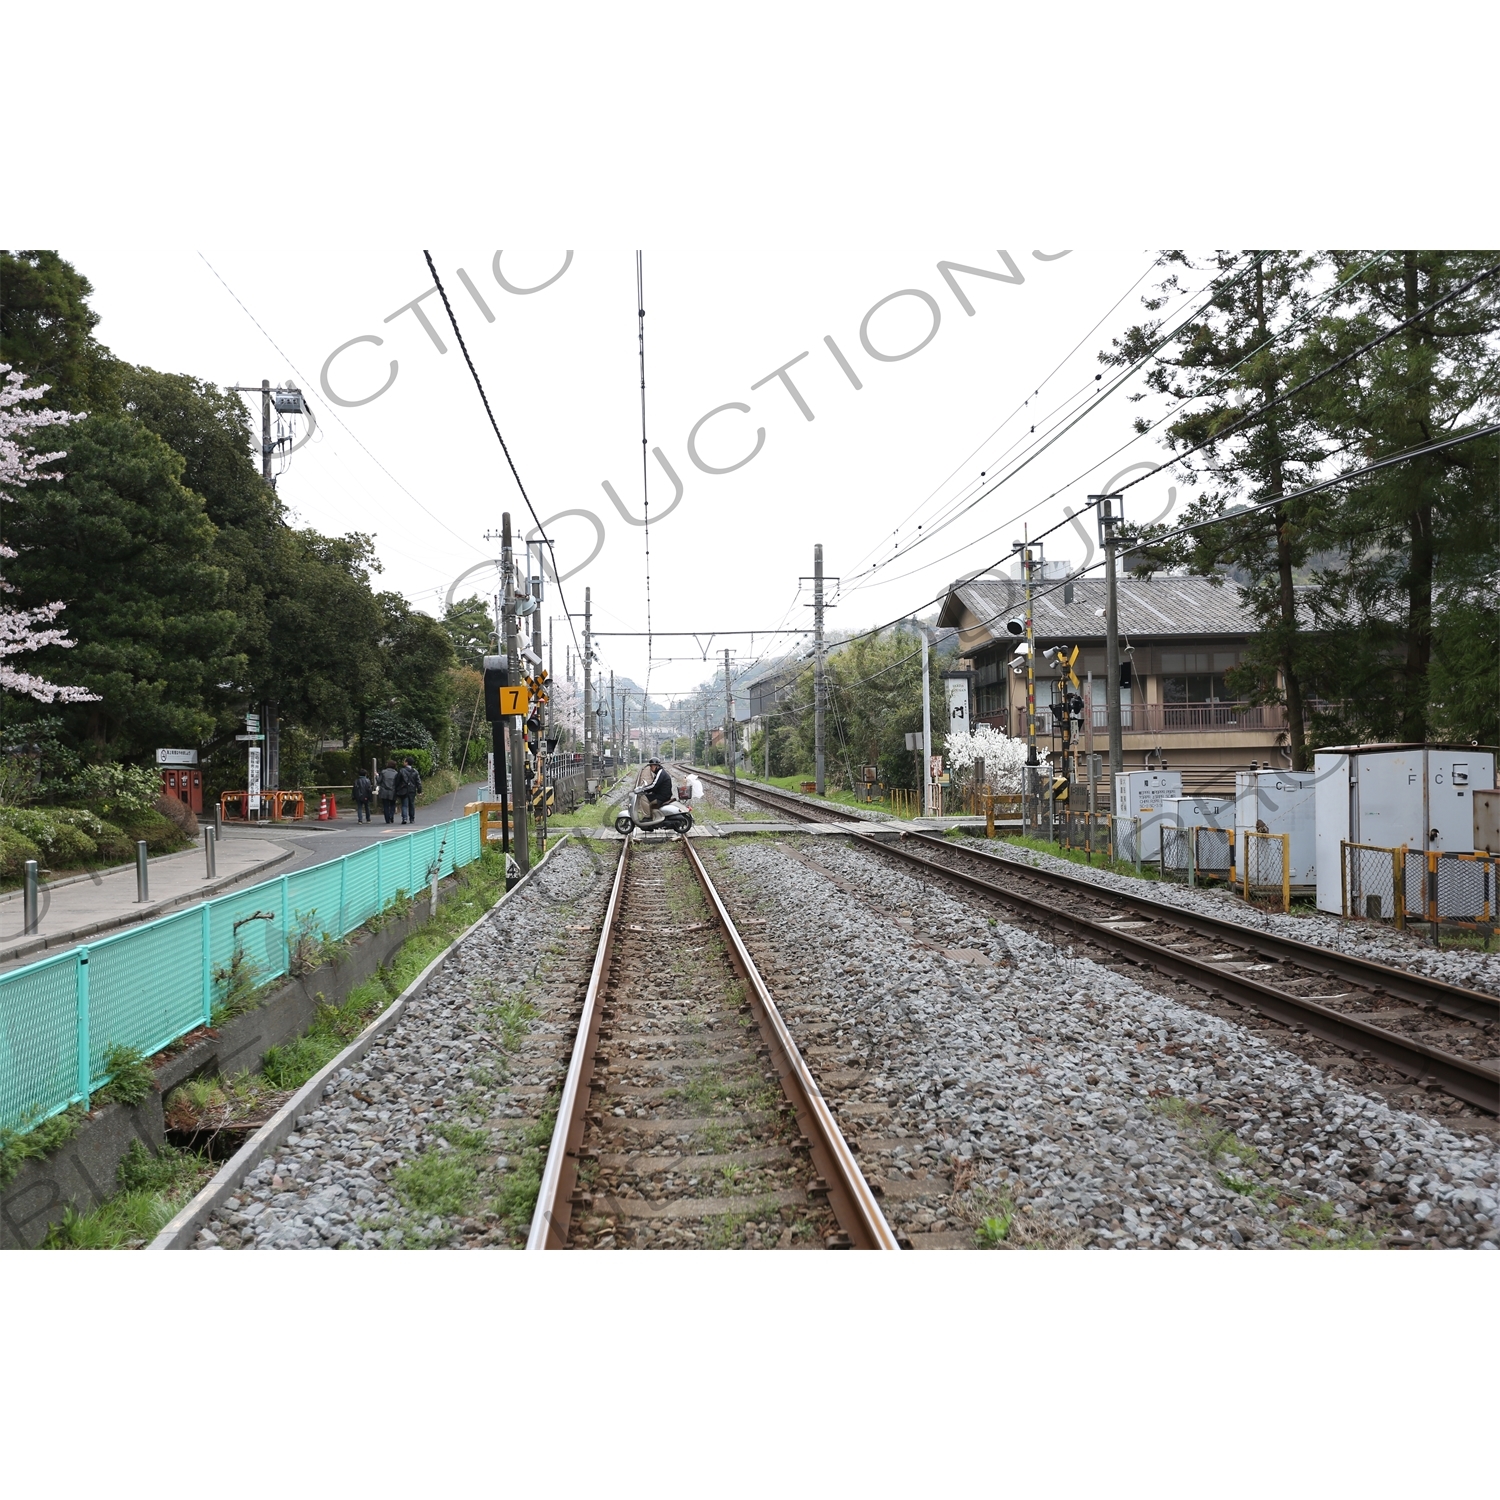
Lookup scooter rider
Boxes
[635,757,674,825]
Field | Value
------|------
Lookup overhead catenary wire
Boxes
[637,251,653,691]
[835,254,1265,597]
[197,252,485,558]
[421,250,585,666]
[838,249,1466,600]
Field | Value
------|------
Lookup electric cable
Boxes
[198,252,484,556]
[637,252,653,689]
[421,251,585,666]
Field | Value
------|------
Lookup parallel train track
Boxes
[693,770,1499,1116]
[528,831,898,1250]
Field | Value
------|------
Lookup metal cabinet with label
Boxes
[1114,770,1183,860]
[1313,744,1496,913]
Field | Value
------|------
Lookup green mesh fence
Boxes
[0,814,482,1136]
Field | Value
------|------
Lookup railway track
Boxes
[528,832,897,1250]
[693,770,1499,1116]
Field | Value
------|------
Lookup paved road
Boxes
[0,781,491,974]
[216,780,491,875]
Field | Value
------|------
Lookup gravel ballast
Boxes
[196,840,618,1251]
[707,834,1500,1250]
[983,836,1500,996]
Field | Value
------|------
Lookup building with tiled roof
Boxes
[937,568,1296,773]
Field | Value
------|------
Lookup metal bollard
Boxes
[204,826,217,879]
[23,859,40,935]
[136,840,149,902]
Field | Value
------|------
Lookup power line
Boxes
[197,252,484,557]
[1110,259,1500,499]
[836,254,1264,597]
[421,251,585,664]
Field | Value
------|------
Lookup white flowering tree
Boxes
[0,365,96,703]
[943,720,1045,793]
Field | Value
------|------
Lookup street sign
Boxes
[930,754,944,781]
[499,685,530,716]
[861,764,878,783]
[245,714,261,732]
[155,747,199,765]
[247,745,262,811]
[235,734,265,742]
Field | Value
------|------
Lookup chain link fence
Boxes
[1241,830,1291,911]
[1341,842,1497,939]
[1161,825,1234,886]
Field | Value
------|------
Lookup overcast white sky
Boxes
[80,245,1194,699]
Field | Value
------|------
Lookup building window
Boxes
[1161,672,1230,703]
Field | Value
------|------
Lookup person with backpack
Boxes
[353,769,374,823]
[396,756,423,824]
[378,761,399,824]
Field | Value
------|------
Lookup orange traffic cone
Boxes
[329,794,338,819]
[318,793,329,820]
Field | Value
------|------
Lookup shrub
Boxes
[73,764,162,819]
[154,793,199,839]
[119,808,187,853]
[319,748,355,784]
[393,748,434,778]
[0,825,43,877]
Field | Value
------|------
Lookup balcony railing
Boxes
[988,702,1287,738]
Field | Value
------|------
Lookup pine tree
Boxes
[1300,252,1500,744]
[1107,252,1328,769]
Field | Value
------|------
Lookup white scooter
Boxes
[615,797,694,835]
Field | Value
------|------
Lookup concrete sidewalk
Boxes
[0,838,292,971]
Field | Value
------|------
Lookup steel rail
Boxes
[691,770,1497,1113]
[528,838,632,1250]
[680,837,899,1250]
[529,830,898,1249]
[902,831,1500,1028]
[868,834,1499,1114]
[694,768,1498,1028]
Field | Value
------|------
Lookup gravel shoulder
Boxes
[706,834,1500,1251]
[197,839,619,1250]
[977,836,1500,996]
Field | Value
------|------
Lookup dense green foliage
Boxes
[0,251,461,791]
[1120,250,1500,754]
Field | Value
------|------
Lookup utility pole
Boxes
[920,623,933,816]
[582,587,593,798]
[1022,541,1039,830]
[813,543,826,796]
[724,649,737,809]
[502,513,530,874]
[546,615,554,736]
[609,670,616,768]
[1091,493,1125,780]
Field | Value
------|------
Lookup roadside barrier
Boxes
[1341,841,1496,940]
[0,814,482,1136]
[1242,830,1291,912]
[1162,825,1234,886]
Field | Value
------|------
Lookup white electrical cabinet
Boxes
[1234,769,1317,887]
[1114,770,1182,859]
[1313,745,1496,913]
[1164,794,1235,829]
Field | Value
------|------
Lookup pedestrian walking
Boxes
[353,770,374,823]
[379,760,399,824]
[397,756,423,825]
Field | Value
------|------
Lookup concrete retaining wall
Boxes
[0,882,453,1249]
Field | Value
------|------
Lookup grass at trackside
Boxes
[42,842,521,1249]
[713,768,910,818]
[42,1141,216,1249]
[1001,832,1164,882]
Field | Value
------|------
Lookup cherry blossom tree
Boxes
[943,720,1045,792]
[0,364,97,703]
